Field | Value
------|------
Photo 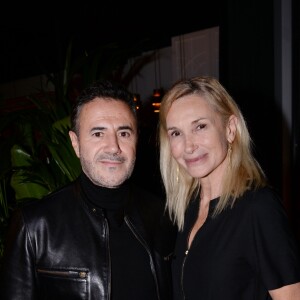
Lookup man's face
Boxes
[69,98,137,188]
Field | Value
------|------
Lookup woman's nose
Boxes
[185,137,198,154]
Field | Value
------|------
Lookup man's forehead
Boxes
[80,100,136,130]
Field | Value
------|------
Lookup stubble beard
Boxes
[81,156,136,188]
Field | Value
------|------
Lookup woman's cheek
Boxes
[170,142,182,159]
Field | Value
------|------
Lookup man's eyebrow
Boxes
[118,125,134,131]
[90,126,134,132]
[91,126,106,131]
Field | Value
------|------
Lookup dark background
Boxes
[1,1,299,240]
[0,2,220,83]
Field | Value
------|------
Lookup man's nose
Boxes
[104,135,121,155]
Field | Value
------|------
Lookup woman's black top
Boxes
[172,187,300,300]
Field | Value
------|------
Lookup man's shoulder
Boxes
[131,183,165,210]
[21,179,79,216]
[132,183,163,199]
[130,183,177,242]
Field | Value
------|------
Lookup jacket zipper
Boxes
[124,216,160,300]
[181,249,189,300]
[181,227,194,300]
[104,216,111,300]
[91,207,111,300]
[36,269,87,278]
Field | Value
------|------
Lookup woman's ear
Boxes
[69,131,80,158]
[226,115,238,143]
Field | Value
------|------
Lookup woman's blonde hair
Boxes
[159,76,267,230]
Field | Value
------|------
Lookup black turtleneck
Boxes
[80,172,129,210]
[80,173,156,300]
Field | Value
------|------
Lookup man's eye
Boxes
[93,132,102,137]
[119,131,130,137]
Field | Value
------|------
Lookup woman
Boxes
[159,76,300,299]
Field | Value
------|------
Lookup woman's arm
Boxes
[269,282,300,300]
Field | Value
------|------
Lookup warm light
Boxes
[152,102,160,113]
[153,90,161,97]
[133,93,141,110]
[151,88,163,113]
[152,103,161,107]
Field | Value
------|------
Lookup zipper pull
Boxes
[185,250,189,255]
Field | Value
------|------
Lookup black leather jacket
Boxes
[0,178,176,300]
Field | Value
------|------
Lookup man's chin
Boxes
[98,176,129,189]
[86,169,132,188]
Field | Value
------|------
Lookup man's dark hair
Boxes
[70,79,137,134]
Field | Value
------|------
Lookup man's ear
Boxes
[226,115,238,143]
[69,131,80,158]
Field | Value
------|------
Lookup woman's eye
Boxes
[170,131,180,137]
[196,124,206,130]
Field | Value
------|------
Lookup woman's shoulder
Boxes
[238,186,287,219]
[242,185,281,204]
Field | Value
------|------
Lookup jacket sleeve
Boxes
[0,209,37,300]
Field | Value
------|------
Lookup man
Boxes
[0,80,176,299]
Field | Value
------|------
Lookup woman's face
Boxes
[166,94,235,181]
